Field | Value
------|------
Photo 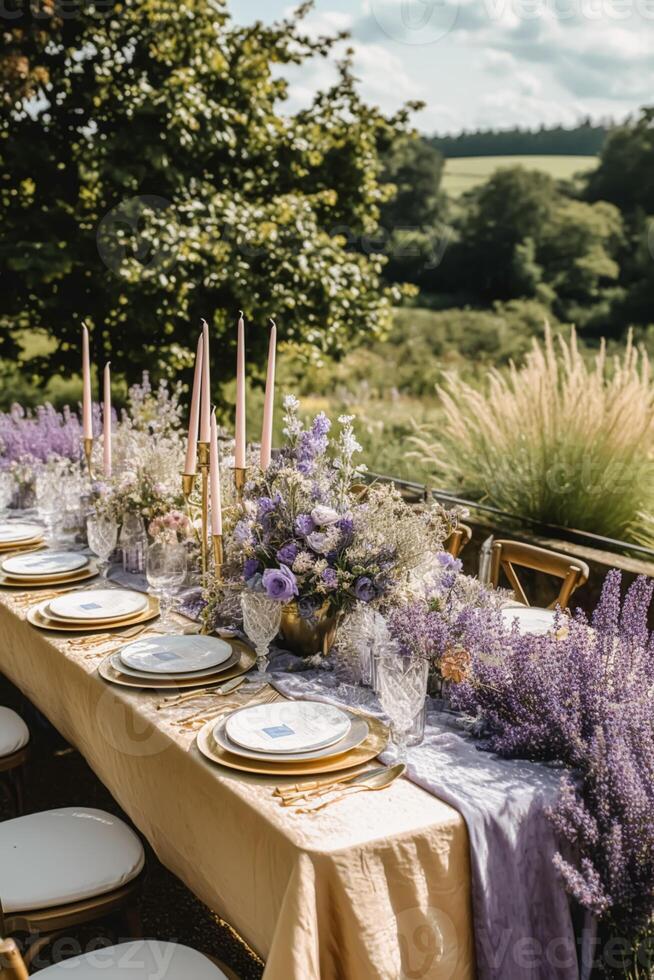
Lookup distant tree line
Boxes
[429,120,610,158]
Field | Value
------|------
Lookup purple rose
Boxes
[295,513,316,537]
[262,564,299,602]
[311,505,340,526]
[321,567,338,590]
[437,551,462,573]
[257,497,276,517]
[354,576,376,603]
[306,530,330,554]
[276,542,300,566]
[243,558,261,581]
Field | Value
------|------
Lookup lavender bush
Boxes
[451,571,654,974]
[0,402,84,466]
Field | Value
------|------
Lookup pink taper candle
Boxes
[200,319,211,444]
[209,410,223,536]
[260,319,277,470]
[234,311,246,469]
[103,362,112,478]
[81,324,93,439]
[184,333,204,475]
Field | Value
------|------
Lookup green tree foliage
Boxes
[0,0,410,390]
[441,167,623,324]
[586,108,654,216]
[584,108,654,335]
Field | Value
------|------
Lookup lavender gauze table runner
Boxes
[270,666,583,980]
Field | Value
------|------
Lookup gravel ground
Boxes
[0,676,264,978]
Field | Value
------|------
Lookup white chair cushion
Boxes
[0,807,145,913]
[0,706,29,757]
[40,941,228,978]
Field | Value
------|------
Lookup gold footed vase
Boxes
[280,602,342,658]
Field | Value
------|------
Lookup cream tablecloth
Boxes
[0,592,474,980]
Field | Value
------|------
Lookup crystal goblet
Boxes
[241,590,282,675]
[146,538,187,633]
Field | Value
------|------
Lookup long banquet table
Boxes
[0,589,475,979]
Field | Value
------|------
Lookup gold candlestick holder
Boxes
[197,441,210,580]
[182,472,196,502]
[233,466,247,503]
[83,438,94,480]
[212,533,224,580]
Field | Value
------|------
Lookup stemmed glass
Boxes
[146,538,188,633]
[377,652,429,763]
[86,515,119,578]
[241,591,282,675]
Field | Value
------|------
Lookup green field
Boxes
[442,155,598,197]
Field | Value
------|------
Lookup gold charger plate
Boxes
[0,561,100,589]
[0,535,44,553]
[27,595,160,632]
[97,641,256,690]
[196,710,389,776]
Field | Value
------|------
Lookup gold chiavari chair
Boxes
[0,937,234,978]
[0,808,145,968]
[0,708,29,816]
[445,523,472,560]
[490,539,590,610]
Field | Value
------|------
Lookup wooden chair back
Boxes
[490,539,589,609]
[446,523,472,560]
[0,939,28,980]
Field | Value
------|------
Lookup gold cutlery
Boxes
[286,764,405,813]
[276,763,399,803]
[175,688,279,728]
[157,675,248,709]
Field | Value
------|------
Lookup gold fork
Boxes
[176,688,279,728]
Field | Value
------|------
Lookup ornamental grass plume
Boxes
[451,570,654,965]
[410,326,654,546]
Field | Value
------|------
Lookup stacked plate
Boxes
[27,588,159,632]
[0,522,44,553]
[99,634,256,690]
[0,550,99,588]
[197,700,390,776]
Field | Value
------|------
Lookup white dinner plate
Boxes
[225,700,352,755]
[109,646,240,682]
[2,551,89,578]
[48,589,148,622]
[501,606,560,636]
[213,710,369,763]
[0,522,43,544]
[118,634,233,675]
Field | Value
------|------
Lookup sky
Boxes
[230,0,654,133]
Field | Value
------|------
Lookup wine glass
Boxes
[86,515,119,578]
[241,590,282,675]
[377,652,429,762]
[146,539,187,633]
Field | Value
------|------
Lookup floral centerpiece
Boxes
[385,552,508,693]
[219,396,453,656]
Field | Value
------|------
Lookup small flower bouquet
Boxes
[222,396,453,656]
[386,552,507,694]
